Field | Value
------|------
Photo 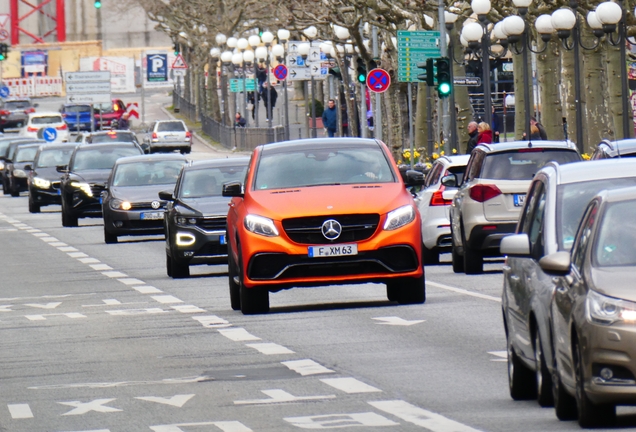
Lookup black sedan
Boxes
[1,139,44,195]
[161,158,249,278]
[5,143,41,197]
[28,143,76,213]
[101,154,186,243]
[59,143,143,227]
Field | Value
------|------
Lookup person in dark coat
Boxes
[260,82,278,120]
[466,121,479,153]
[234,112,246,128]
[491,106,501,143]
[322,99,338,137]
[531,117,548,140]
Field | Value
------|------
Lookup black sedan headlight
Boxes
[109,198,132,210]
[175,216,199,225]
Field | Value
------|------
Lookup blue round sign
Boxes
[0,86,10,98]
[42,127,58,142]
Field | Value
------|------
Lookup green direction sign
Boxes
[229,78,256,93]
[397,30,441,83]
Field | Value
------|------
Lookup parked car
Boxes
[75,130,143,151]
[162,157,249,278]
[143,120,192,154]
[591,138,636,159]
[224,138,425,314]
[0,98,37,132]
[4,143,41,197]
[60,104,93,133]
[93,99,127,130]
[449,141,580,274]
[28,143,77,213]
[540,186,636,427]
[20,111,69,143]
[58,143,143,227]
[1,139,44,195]
[101,154,187,244]
[415,154,470,264]
[500,158,636,410]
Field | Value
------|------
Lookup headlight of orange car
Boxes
[383,205,415,231]
[245,214,279,237]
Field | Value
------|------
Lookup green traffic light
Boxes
[438,82,451,95]
[357,74,366,83]
[0,55,5,61]
[94,0,101,8]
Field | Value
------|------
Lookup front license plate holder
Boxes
[513,194,526,207]
[308,243,358,258]
[220,235,226,245]
[140,211,164,220]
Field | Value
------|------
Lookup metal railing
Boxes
[201,113,286,151]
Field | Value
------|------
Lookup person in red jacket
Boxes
[477,122,493,144]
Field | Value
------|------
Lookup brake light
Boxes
[152,132,158,139]
[27,126,39,132]
[518,148,543,153]
[469,184,502,202]
[0,110,9,116]
[24,108,36,114]
[56,123,68,130]
[185,131,192,141]
[430,185,452,206]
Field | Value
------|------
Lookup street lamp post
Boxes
[209,47,220,117]
[248,34,262,127]
[471,0,493,126]
[261,31,275,129]
[237,38,250,127]
[277,28,291,140]
[220,50,233,126]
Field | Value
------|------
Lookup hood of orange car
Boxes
[246,183,412,220]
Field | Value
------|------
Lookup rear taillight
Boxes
[430,185,452,206]
[56,123,68,130]
[27,126,39,132]
[152,132,158,139]
[469,184,502,202]
[0,110,9,116]
[185,131,192,141]
[24,108,36,114]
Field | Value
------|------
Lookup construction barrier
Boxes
[1,77,63,98]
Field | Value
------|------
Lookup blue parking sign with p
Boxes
[147,53,168,82]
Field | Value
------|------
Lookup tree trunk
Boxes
[207,59,221,121]
[561,45,578,145]
[582,33,610,154]
[414,83,429,159]
[513,50,534,140]
[605,42,634,140]
[537,38,564,140]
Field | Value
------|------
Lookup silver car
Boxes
[144,120,192,154]
[501,158,636,412]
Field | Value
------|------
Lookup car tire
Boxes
[575,341,616,428]
[450,225,465,273]
[386,285,399,302]
[61,198,79,227]
[28,198,40,213]
[553,368,577,421]
[166,254,173,277]
[534,330,554,407]
[238,250,269,314]
[386,273,426,305]
[104,228,118,244]
[508,341,536,400]
[169,255,190,279]
[228,252,241,311]
[421,244,440,265]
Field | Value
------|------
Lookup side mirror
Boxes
[56,165,69,173]
[24,164,32,171]
[441,174,457,188]
[539,251,571,276]
[158,190,174,201]
[404,170,425,187]
[222,182,244,198]
[500,233,530,257]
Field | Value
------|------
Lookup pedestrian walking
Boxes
[491,106,501,143]
[531,117,548,140]
[234,112,246,128]
[322,99,338,137]
[477,122,493,144]
[466,121,479,153]
[260,82,278,121]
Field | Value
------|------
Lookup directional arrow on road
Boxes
[136,394,195,407]
[24,302,61,309]
[372,317,425,326]
[488,351,507,362]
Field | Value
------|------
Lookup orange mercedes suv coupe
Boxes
[223,138,426,314]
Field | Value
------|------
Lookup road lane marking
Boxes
[29,375,211,389]
[103,299,122,305]
[102,271,128,278]
[372,316,425,326]
[26,229,41,233]
[24,302,61,309]
[0,305,14,312]
[171,305,206,313]
[245,343,295,355]
[150,422,253,432]
[25,313,86,320]
[40,236,59,242]
[427,281,501,303]
[32,232,48,237]
[281,359,335,376]
[59,398,122,415]
[90,264,113,271]
[106,308,166,316]
[488,351,507,362]
[8,403,33,419]
[78,257,100,264]
[152,295,183,304]
[133,285,163,294]
[68,252,89,258]
[135,394,195,407]
[117,278,145,285]
[59,430,110,432]
[218,328,261,341]
[49,242,67,247]
[58,246,79,252]
[320,377,382,393]
[234,389,336,405]
[369,400,483,431]
[284,412,398,428]
[193,315,230,328]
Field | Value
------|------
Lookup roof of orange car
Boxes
[260,138,383,153]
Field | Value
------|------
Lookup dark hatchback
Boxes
[0,98,37,131]
[28,144,77,213]
[1,139,44,195]
[101,154,186,243]
[59,143,143,227]
[5,143,42,197]
[161,158,249,278]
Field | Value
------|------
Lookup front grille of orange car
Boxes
[282,214,380,244]
[247,245,418,280]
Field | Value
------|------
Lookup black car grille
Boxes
[90,184,106,196]
[130,201,166,210]
[282,214,380,245]
[51,181,61,191]
[196,216,226,232]
[195,242,227,256]
[248,245,418,280]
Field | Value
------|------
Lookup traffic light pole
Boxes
[438,0,451,155]
[408,82,414,168]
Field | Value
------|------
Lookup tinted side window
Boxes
[527,188,547,259]
[519,180,543,234]
[425,163,443,187]
[571,203,598,270]
[464,151,484,183]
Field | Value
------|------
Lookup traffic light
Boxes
[173,42,180,56]
[94,0,101,8]
[416,58,434,86]
[356,58,367,83]
[329,67,342,80]
[435,57,452,98]
[0,43,8,61]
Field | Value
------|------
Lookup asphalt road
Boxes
[0,96,633,432]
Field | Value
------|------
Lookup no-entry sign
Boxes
[366,68,391,93]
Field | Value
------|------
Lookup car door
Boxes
[553,200,598,388]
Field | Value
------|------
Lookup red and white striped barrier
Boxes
[1,77,63,98]
[125,102,139,119]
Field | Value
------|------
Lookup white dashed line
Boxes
[102,271,128,278]
[218,328,261,342]
[320,377,382,393]
[49,242,67,247]
[26,229,41,233]
[103,299,122,305]
[106,308,167,316]
[171,305,206,313]
[78,257,100,264]
[32,232,48,237]
[68,252,88,258]
[369,400,483,431]
[245,343,295,355]
[58,246,78,252]
[427,281,501,303]
[193,315,230,328]
[8,403,33,419]
[117,278,145,285]
[90,264,113,271]
[132,285,163,294]
[151,295,183,304]
[281,359,335,376]
[40,237,59,242]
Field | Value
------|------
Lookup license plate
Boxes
[513,194,526,207]
[57,189,61,195]
[308,244,358,257]
[220,235,226,245]
[140,211,163,220]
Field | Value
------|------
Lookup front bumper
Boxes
[169,225,228,266]
[103,206,165,236]
[30,184,62,206]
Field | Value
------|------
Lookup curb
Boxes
[159,105,228,154]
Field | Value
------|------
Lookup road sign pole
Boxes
[360,81,367,139]
[438,0,451,154]
[311,75,317,138]
[90,104,94,132]
[304,80,309,138]
[141,52,146,127]
[76,110,79,133]
[372,25,382,142]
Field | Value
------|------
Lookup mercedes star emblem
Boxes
[151,200,161,210]
[321,219,342,241]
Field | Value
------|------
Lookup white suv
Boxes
[144,120,191,154]
[20,112,69,143]
[449,141,580,274]
[416,154,469,264]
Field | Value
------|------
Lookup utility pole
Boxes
[372,26,382,141]
[438,0,451,154]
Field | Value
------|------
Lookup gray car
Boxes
[501,158,636,412]
[144,120,191,154]
[591,138,636,159]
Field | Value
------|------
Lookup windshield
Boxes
[36,147,75,168]
[93,102,115,113]
[32,116,62,125]
[595,200,636,267]
[64,105,91,113]
[557,177,636,250]
[254,146,395,190]
[179,165,247,198]
[482,149,580,180]
[157,121,186,132]
[112,160,185,187]
[71,147,141,171]
[5,101,30,110]
[15,147,38,163]
[90,132,135,143]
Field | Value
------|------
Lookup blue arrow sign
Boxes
[43,127,57,142]
[0,86,10,98]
